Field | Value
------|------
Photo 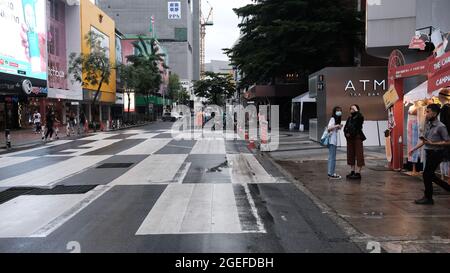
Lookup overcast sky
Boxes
[203,0,253,63]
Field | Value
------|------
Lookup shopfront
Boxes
[387,48,450,170]
[308,67,388,146]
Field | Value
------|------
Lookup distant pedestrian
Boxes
[67,111,76,136]
[33,109,41,134]
[409,103,450,205]
[79,112,86,134]
[43,109,55,141]
[327,106,343,179]
[344,104,366,179]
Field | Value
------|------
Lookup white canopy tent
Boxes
[291,93,316,131]
[403,81,440,104]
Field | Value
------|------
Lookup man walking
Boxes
[43,109,55,141]
[409,104,450,205]
[33,109,41,134]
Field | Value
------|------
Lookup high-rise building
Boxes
[97,0,200,82]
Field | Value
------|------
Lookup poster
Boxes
[0,0,47,81]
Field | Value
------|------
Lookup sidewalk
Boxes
[267,130,450,253]
[0,121,153,154]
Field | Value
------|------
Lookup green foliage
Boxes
[193,72,235,106]
[68,31,112,104]
[224,0,364,87]
[168,74,182,100]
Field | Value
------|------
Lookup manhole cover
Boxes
[96,163,134,169]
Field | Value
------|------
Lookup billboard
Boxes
[0,0,47,84]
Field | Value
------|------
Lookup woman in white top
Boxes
[327,106,343,179]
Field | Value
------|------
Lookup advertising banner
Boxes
[0,0,47,82]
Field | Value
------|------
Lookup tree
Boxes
[126,36,164,119]
[117,63,138,122]
[168,74,182,100]
[224,0,363,87]
[193,72,235,106]
[69,31,112,126]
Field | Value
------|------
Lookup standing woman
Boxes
[327,106,343,179]
[344,104,366,179]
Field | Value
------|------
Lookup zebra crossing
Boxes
[0,127,284,240]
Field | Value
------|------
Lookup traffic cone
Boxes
[247,139,256,150]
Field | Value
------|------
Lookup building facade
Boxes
[97,0,200,82]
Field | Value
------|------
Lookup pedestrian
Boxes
[67,111,76,136]
[327,106,343,179]
[43,109,55,141]
[409,103,450,205]
[79,111,86,134]
[33,109,41,134]
[344,104,366,179]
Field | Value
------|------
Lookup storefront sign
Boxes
[428,69,450,92]
[430,51,450,77]
[344,79,386,97]
[394,60,428,79]
[408,33,427,51]
[124,92,135,112]
[115,92,124,104]
[383,86,400,109]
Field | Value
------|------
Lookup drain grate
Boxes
[96,163,134,169]
[0,185,98,205]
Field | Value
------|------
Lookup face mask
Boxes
[335,111,342,117]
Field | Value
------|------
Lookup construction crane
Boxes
[200,0,213,79]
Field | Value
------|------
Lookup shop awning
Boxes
[404,81,440,104]
[292,92,315,103]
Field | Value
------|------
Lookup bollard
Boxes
[5,129,11,149]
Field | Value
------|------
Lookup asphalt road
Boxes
[0,121,360,253]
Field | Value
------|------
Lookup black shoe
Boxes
[353,173,362,179]
[346,171,355,179]
[414,197,434,205]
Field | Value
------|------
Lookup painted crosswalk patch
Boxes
[136,183,265,235]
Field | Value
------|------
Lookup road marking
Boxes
[227,154,276,184]
[0,155,111,187]
[0,194,86,238]
[191,139,226,154]
[136,184,243,234]
[31,185,112,237]
[118,139,171,155]
[80,133,119,141]
[0,156,36,168]
[110,154,188,185]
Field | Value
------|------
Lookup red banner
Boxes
[429,51,450,77]
[394,60,428,79]
[428,67,450,93]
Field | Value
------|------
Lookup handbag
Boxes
[320,127,330,146]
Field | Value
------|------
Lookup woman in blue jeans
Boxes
[328,106,343,179]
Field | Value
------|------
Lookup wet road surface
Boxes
[0,121,360,253]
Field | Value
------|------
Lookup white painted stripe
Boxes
[242,183,266,233]
[61,139,121,156]
[180,184,213,233]
[127,133,159,139]
[227,154,276,184]
[0,194,86,238]
[190,139,226,154]
[136,184,194,234]
[136,184,243,235]
[0,155,111,187]
[110,154,187,185]
[0,157,36,168]
[211,184,241,233]
[3,140,74,157]
[31,185,112,237]
[118,139,171,155]
[80,133,119,141]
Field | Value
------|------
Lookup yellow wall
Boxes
[80,0,116,103]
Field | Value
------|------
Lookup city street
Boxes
[0,121,360,253]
